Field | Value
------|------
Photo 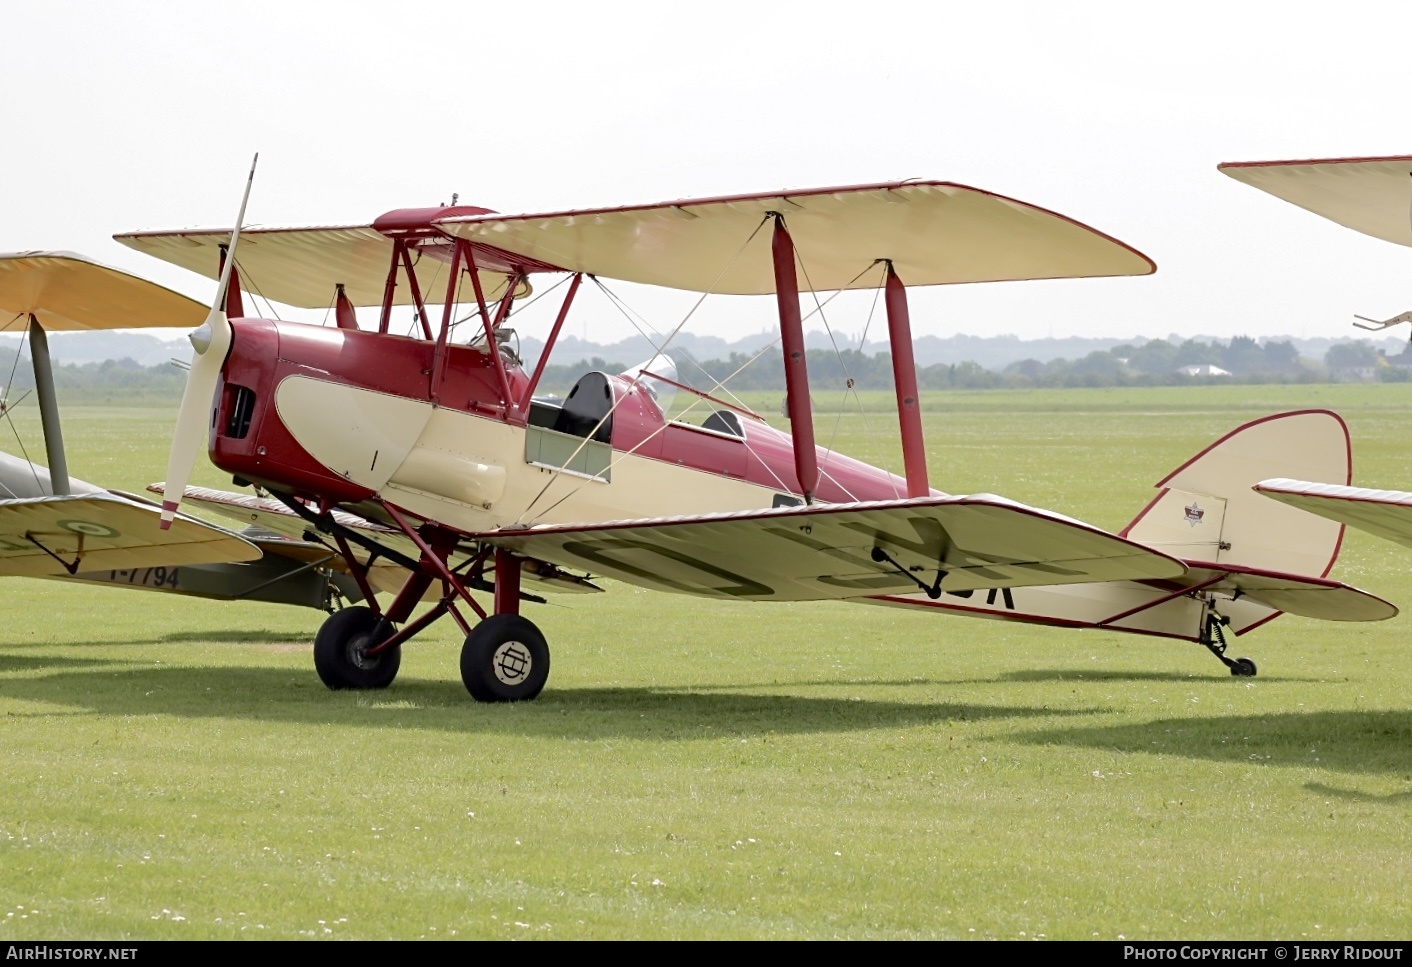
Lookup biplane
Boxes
[0,251,358,610]
[24,171,1398,701]
[1221,154,1412,553]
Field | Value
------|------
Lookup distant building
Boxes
[1177,364,1231,377]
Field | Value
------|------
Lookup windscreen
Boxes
[621,353,678,413]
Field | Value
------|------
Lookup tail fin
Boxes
[1121,409,1350,578]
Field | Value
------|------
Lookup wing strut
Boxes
[26,318,68,496]
[771,215,818,503]
[884,263,929,497]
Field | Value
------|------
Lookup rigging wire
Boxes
[3,329,44,495]
[530,249,904,519]
[525,260,893,519]
[230,255,282,322]
[845,277,898,498]
[588,278,758,420]
[530,344,800,522]
[515,215,772,523]
[771,236,896,499]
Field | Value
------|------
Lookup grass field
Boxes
[1,385,1410,939]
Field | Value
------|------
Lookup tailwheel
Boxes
[313,605,401,690]
[1198,608,1257,678]
[1230,657,1258,678]
[461,614,550,703]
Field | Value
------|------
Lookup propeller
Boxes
[159,155,258,530]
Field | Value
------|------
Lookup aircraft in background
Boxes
[0,251,359,611]
[23,170,1396,701]
[1221,155,1412,552]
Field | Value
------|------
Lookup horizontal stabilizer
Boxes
[0,493,259,577]
[1255,478,1412,550]
[1177,560,1395,622]
[0,251,205,331]
[480,495,1187,602]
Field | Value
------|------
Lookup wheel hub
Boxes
[346,633,378,670]
[491,640,532,686]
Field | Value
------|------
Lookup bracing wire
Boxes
[527,339,800,522]
[515,215,773,523]
[587,279,765,421]
[527,245,894,520]
[3,326,44,494]
[777,237,899,497]
[232,256,283,322]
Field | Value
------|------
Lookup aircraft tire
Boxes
[461,614,550,702]
[1230,657,1257,678]
[313,605,401,690]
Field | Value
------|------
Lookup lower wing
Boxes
[151,484,602,595]
[0,493,259,577]
[479,495,1188,601]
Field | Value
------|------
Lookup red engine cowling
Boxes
[209,319,528,504]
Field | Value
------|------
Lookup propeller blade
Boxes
[159,156,257,530]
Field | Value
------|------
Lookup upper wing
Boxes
[0,493,259,577]
[478,495,1187,602]
[0,251,205,331]
[1219,155,1412,246]
[115,223,530,310]
[435,181,1155,295]
[1255,478,1412,550]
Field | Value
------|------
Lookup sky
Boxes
[5,0,1412,350]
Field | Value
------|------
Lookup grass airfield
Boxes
[0,385,1410,939]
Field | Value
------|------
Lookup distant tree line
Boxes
[656,337,1395,393]
[0,350,187,403]
[8,337,1410,404]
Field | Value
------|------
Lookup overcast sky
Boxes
[6,0,1412,348]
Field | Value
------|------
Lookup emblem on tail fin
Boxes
[1184,502,1205,527]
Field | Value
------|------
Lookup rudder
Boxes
[1120,409,1350,578]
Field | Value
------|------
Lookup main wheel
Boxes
[1230,657,1257,678]
[313,606,401,690]
[461,614,550,703]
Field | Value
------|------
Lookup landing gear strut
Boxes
[459,545,551,702]
[293,495,553,702]
[1199,608,1257,677]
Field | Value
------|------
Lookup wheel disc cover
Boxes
[491,640,533,686]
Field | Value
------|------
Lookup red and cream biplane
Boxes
[50,168,1395,701]
[1222,155,1412,554]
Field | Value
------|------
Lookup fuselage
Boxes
[209,318,920,533]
